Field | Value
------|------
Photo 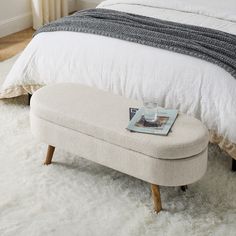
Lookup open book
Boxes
[127,107,178,136]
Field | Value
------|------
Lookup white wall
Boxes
[77,0,103,10]
[68,0,78,12]
[0,0,32,37]
[70,0,104,12]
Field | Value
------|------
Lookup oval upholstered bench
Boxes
[30,83,209,213]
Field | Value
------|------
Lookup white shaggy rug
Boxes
[0,57,236,236]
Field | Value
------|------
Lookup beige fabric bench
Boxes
[30,83,209,213]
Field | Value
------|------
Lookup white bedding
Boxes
[1,0,236,146]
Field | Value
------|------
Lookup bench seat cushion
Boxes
[30,83,209,160]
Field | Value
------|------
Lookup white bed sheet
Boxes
[1,0,236,144]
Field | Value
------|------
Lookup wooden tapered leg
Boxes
[44,145,55,165]
[232,158,236,172]
[151,184,162,213]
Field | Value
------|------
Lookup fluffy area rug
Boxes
[0,57,236,236]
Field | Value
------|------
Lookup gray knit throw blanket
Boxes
[35,8,236,79]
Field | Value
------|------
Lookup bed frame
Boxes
[27,93,236,172]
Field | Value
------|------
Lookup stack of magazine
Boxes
[127,107,178,136]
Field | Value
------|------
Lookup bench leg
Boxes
[151,184,162,213]
[232,158,236,172]
[180,185,188,192]
[44,145,55,165]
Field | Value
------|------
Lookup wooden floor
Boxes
[0,28,35,61]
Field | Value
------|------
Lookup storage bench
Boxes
[30,83,209,213]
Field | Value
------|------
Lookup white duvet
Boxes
[1,0,236,145]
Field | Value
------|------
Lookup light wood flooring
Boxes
[0,28,35,61]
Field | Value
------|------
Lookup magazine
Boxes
[127,107,178,136]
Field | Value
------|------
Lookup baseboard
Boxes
[0,13,33,38]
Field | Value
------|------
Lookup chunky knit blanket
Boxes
[35,8,236,79]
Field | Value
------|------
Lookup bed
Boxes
[1,0,236,165]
